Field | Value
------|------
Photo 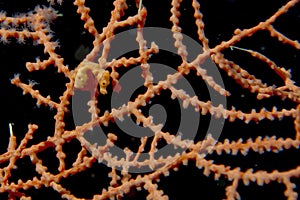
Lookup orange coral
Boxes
[0,0,299,199]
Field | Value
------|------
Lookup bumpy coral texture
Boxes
[0,0,299,199]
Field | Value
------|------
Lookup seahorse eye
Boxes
[101,81,106,86]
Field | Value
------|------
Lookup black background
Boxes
[0,0,300,199]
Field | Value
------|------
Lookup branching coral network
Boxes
[0,0,300,199]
